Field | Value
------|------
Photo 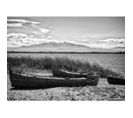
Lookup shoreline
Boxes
[7,51,125,54]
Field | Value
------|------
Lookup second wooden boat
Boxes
[52,69,94,78]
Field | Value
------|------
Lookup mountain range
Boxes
[7,42,125,52]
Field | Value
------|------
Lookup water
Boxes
[8,53,125,74]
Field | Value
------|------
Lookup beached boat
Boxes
[52,69,94,78]
[9,69,99,89]
[107,76,125,85]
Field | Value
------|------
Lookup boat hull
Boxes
[107,76,125,85]
[9,72,99,89]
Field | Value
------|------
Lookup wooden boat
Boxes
[52,69,94,78]
[107,76,125,85]
[9,69,99,89]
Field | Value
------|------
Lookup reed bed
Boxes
[7,56,120,78]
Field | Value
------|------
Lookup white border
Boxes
[0,0,133,118]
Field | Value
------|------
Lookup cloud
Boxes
[99,38,125,44]
[7,23,23,27]
[7,18,40,28]
[29,35,34,38]
[84,38,125,49]
[7,32,28,37]
[39,28,50,34]
[7,18,50,39]
[47,35,53,39]
[7,18,40,24]
[61,38,125,49]
[32,28,50,37]
[7,33,35,47]
[7,32,60,48]
[94,38,125,48]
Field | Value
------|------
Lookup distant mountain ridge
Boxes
[7,42,125,52]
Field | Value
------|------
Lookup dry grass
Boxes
[7,57,121,78]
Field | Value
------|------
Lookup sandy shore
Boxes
[7,73,125,101]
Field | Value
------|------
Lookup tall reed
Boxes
[7,57,121,77]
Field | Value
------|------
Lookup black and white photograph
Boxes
[7,17,125,101]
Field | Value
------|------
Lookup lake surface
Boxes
[8,53,125,74]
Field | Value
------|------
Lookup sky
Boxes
[7,17,125,50]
